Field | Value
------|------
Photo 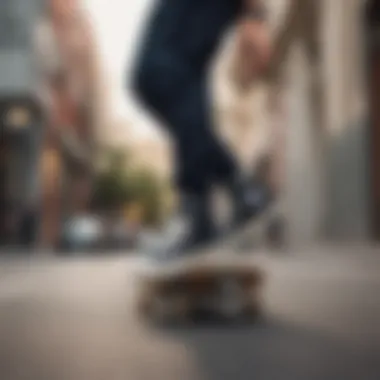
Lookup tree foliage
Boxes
[92,148,130,210]
[92,147,170,226]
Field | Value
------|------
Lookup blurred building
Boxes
[0,0,45,248]
[213,0,380,246]
[0,0,102,250]
[130,135,171,179]
[98,114,172,180]
[35,0,100,249]
[265,0,379,245]
[365,0,380,241]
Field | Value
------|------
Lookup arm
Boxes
[242,0,267,21]
[232,0,272,90]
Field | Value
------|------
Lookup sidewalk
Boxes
[265,242,380,258]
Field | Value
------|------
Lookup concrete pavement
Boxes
[0,249,379,380]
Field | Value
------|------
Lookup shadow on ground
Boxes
[158,314,380,380]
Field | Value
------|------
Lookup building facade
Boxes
[265,0,378,246]
[365,0,380,240]
[0,0,99,250]
[213,0,380,246]
[35,0,99,249]
[0,0,45,249]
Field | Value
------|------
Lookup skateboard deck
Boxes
[136,253,264,323]
[135,204,280,324]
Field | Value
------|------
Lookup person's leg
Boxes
[131,0,242,259]
[132,0,241,194]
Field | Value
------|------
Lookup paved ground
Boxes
[0,249,379,380]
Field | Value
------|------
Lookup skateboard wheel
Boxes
[266,217,285,248]
[145,291,190,324]
[244,299,263,322]
[169,293,191,320]
[217,278,246,320]
[138,295,167,324]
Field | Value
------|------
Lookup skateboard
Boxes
[136,254,264,324]
[135,203,280,324]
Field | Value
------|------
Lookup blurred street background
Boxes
[0,0,380,379]
[1,0,380,252]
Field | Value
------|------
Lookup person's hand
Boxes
[232,18,272,91]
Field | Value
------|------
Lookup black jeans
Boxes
[132,0,241,194]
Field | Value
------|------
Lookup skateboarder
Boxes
[132,0,273,260]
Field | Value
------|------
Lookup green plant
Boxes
[92,147,171,226]
[92,148,131,210]
[126,167,166,226]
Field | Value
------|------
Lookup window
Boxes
[0,0,30,49]
[35,18,63,74]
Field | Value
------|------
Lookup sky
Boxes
[82,0,158,137]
